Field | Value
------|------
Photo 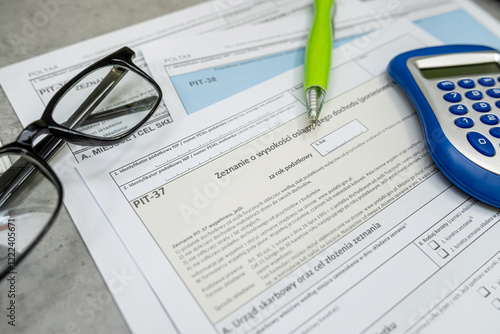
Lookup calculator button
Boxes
[444,92,462,103]
[437,80,455,91]
[449,104,468,115]
[486,88,500,98]
[473,102,491,112]
[467,132,495,157]
[465,90,483,100]
[458,79,475,89]
[490,127,500,138]
[480,114,499,125]
[478,77,495,86]
[455,117,474,128]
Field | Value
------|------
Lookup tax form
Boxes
[80,17,500,333]
[1,0,500,333]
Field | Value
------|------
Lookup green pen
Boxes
[304,0,335,128]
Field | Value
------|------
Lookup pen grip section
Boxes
[304,0,334,91]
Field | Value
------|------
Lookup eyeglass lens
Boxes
[52,64,159,138]
[0,152,60,277]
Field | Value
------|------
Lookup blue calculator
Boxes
[388,45,500,208]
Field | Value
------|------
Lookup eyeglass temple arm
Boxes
[0,66,131,208]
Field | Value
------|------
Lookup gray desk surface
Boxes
[0,1,499,333]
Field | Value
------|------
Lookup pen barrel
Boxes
[304,0,334,91]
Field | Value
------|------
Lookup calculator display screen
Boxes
[420,62,500,79]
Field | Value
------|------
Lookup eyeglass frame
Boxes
[0,46,162,280]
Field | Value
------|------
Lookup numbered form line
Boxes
[312,120,368,157]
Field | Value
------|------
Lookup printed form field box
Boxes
[437,249,449,259]
[312,120,368,156]
[428,240,440,250]
[478,286,491,297]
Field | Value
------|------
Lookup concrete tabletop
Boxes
[0,1,499,333]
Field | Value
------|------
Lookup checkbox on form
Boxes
[437,249,449,259]
[478,286,490,297]
[428,240,439,250]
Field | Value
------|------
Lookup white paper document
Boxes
[1,0,500,333]
[80,18,500,334]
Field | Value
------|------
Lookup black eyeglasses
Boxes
[0,47,162,280]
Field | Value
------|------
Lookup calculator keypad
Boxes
[427,74,500,175]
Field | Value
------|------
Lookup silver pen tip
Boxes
[309,113,318,129]
[305,86,325,128]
